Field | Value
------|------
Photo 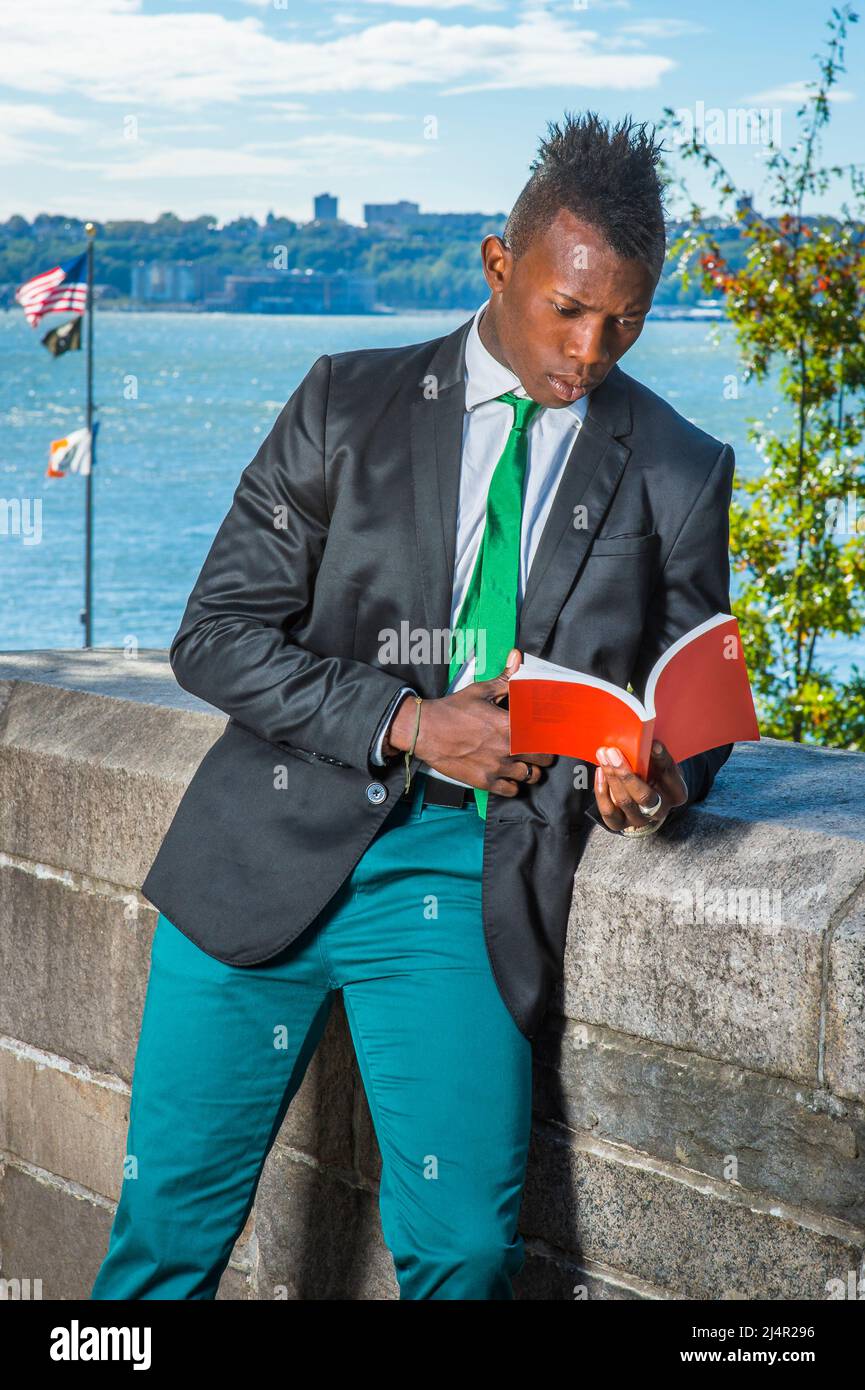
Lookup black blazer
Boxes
[141,312,735,1040]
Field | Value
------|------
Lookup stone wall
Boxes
[0,649,863,1300]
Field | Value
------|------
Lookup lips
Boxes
[546,372,590,402]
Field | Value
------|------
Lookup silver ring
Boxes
[519,760,532,782]
[638,792,663,818]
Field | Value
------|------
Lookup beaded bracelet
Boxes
[404,696,423,795]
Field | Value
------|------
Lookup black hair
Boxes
[503,110,668,278]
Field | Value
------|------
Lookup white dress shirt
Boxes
[372,297,589,785]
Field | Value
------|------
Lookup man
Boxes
[91,111,734,1301]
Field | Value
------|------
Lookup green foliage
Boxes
[0,210,504,309]
[3,207,725,312]
[659,4,865,749]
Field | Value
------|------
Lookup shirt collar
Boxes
[463,298,588,427]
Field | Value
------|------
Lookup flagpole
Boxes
[82,223,96,648]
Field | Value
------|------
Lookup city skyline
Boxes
[0,196,754,315]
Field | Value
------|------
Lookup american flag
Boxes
[15,252,89,328]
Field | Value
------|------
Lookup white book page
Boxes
[510,652,648,721]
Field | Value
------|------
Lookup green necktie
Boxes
[449,390,543,819]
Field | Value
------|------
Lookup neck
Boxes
[477,300,513,374]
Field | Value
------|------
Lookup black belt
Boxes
[416,774,472,808]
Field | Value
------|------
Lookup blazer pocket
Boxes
[281,744,351,769]
[279,743,318,765]
[229,719,350,768]
[588,531,659,557]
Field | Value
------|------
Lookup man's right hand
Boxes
[381,649,554,797]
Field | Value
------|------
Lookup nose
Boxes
[563,317,611,369]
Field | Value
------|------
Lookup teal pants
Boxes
[90,775,533,1301]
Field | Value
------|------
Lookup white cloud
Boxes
[439,12,674,94]
[743,81,855,105]
[0,0,675,106]
[0,101,87,133]
[0,102,89,166]
[344,110,409,122]
[249,105,323,122]
[348,0,506,8]
[140,120,224,134]
[618,19,708,39]
[70,133,428,181]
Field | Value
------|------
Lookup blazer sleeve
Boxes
[585,440,737,833]
[168,353,411,773]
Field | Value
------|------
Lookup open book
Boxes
[508,613,760,779]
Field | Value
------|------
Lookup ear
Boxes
[481,234,511,289]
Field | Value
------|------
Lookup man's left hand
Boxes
[593,740,688,834]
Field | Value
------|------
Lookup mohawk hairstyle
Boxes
[503,110,668,278]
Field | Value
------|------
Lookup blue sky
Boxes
[0,0,859,226]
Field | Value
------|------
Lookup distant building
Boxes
[362,205,506,238]
[364,200,421,228]
[416,211,503,229]
[210,268,377,314]
[131,259,219,303]
[313,193,338,222]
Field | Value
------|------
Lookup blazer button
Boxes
[366,781,388,805]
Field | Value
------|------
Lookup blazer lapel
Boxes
[517,364,633,656]
[409,314,474,696]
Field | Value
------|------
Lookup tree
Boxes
[659,4,865,748]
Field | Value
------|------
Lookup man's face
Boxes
[479,208,659,408]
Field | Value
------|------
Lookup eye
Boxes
[553,302,579,316]
[617,316,642,329]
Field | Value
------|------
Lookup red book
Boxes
[508,613,760,779]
